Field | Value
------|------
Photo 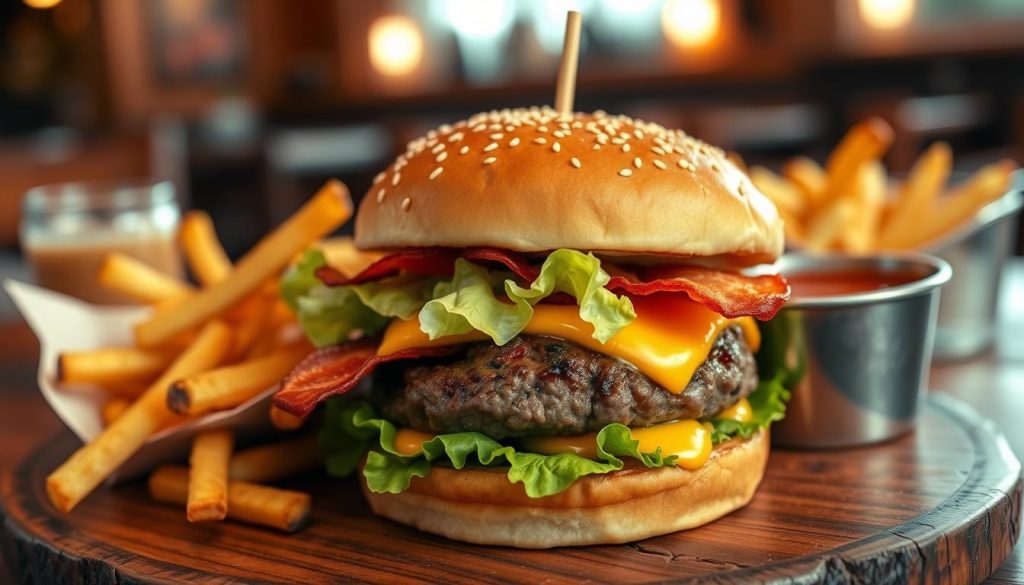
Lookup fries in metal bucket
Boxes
[749,119,1017,253]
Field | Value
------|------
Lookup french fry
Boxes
[180,210,233,287]
[893,160,1015,249]
[94,381,148,399]
[167,345,310,416]
[877,142,952,248]
[749,166,806,216]
[821,118,893,202]
[101,398,131,426]
[805,118,893,248]
[46,321,233,513]
[57,346,176,385]
[777,207,811,250]
[97,252,195,304]
[270,405,307,430]
[226,294,274,360]
[805,197,853,251]
[257,300,301,356]
[783,156,828,207]
[229,435,321,483]
[149,466,311,532]
[840,161,886,253]
[187,430,234,522]
[135,180,353,348]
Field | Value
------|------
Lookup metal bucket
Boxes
[766,253,952,448]
[928,176,1023,359]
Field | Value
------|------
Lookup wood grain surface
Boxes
[4,261,1024,585]
[1,393,1019,584]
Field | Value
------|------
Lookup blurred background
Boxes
[0,0,1022,300]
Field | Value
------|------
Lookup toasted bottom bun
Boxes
[361,429,769,548]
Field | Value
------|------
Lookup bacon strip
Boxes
[273,341,459,417]
[607,267,790,321]
[316,247,459,286]
[315,247,789,320]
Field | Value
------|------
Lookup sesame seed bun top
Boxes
[355,107,784,266]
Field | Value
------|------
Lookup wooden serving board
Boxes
[1,395,1020,585]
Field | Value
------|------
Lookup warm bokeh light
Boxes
[858,0,916,30]
[662,0,721,48]
[23,0,62,8]
[368,15,424,78]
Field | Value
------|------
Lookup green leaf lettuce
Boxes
[318,375,787,499]
[282,248,636,348]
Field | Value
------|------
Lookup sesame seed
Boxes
[509,137,520,147]
[653,159,667,170]
[401,198,412,211]
[611,137,625,145]
[593,144,601,150]
[490,133,504,140]
[483,156,497,165]
[373,172,385,185]
[448,132,464,143]
[484,142,498,152]
[431,144,445,154]
[429,167,444,180]
[711,162,720,172]
[552,142,561,153]
[538,125,548,132]
[506,125,515,132]
[619,169,633,177]
[677,159,687,169]
[633,157,642,168]
[652,147,666,156]
[571,157,581,168]
[597,134,609,144]
[436,152,448,162]
[622,144,631,153]
[392,173,401,187]
[460,145,470,155]
[572,121,583,129]
[533,137,548,145]
[473,124,486,132]
[376,188,386,203]
[553,130,566,138]
[739,183,747,196]
[634,129,644,140]
[489,123,502,131]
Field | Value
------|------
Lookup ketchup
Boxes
[786,268,927,298]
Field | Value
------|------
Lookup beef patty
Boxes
[375,325,757,439]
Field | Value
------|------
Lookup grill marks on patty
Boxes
[376,326,757,439]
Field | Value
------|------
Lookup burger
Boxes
[273,106,790,548]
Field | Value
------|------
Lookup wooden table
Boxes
[1,261,1022,584]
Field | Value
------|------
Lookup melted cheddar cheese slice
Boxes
[389,398,752,470]
[378,296,760,394]
[520,420,714,470]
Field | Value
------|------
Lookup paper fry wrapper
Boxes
[3,279,276,481]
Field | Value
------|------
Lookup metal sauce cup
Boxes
[766,253,951,448]
[928,181,1022,359]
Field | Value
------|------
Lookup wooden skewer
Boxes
[554,10,583,115]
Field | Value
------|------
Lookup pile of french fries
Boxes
[749,117,1017,252]
[46,180,357,532]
